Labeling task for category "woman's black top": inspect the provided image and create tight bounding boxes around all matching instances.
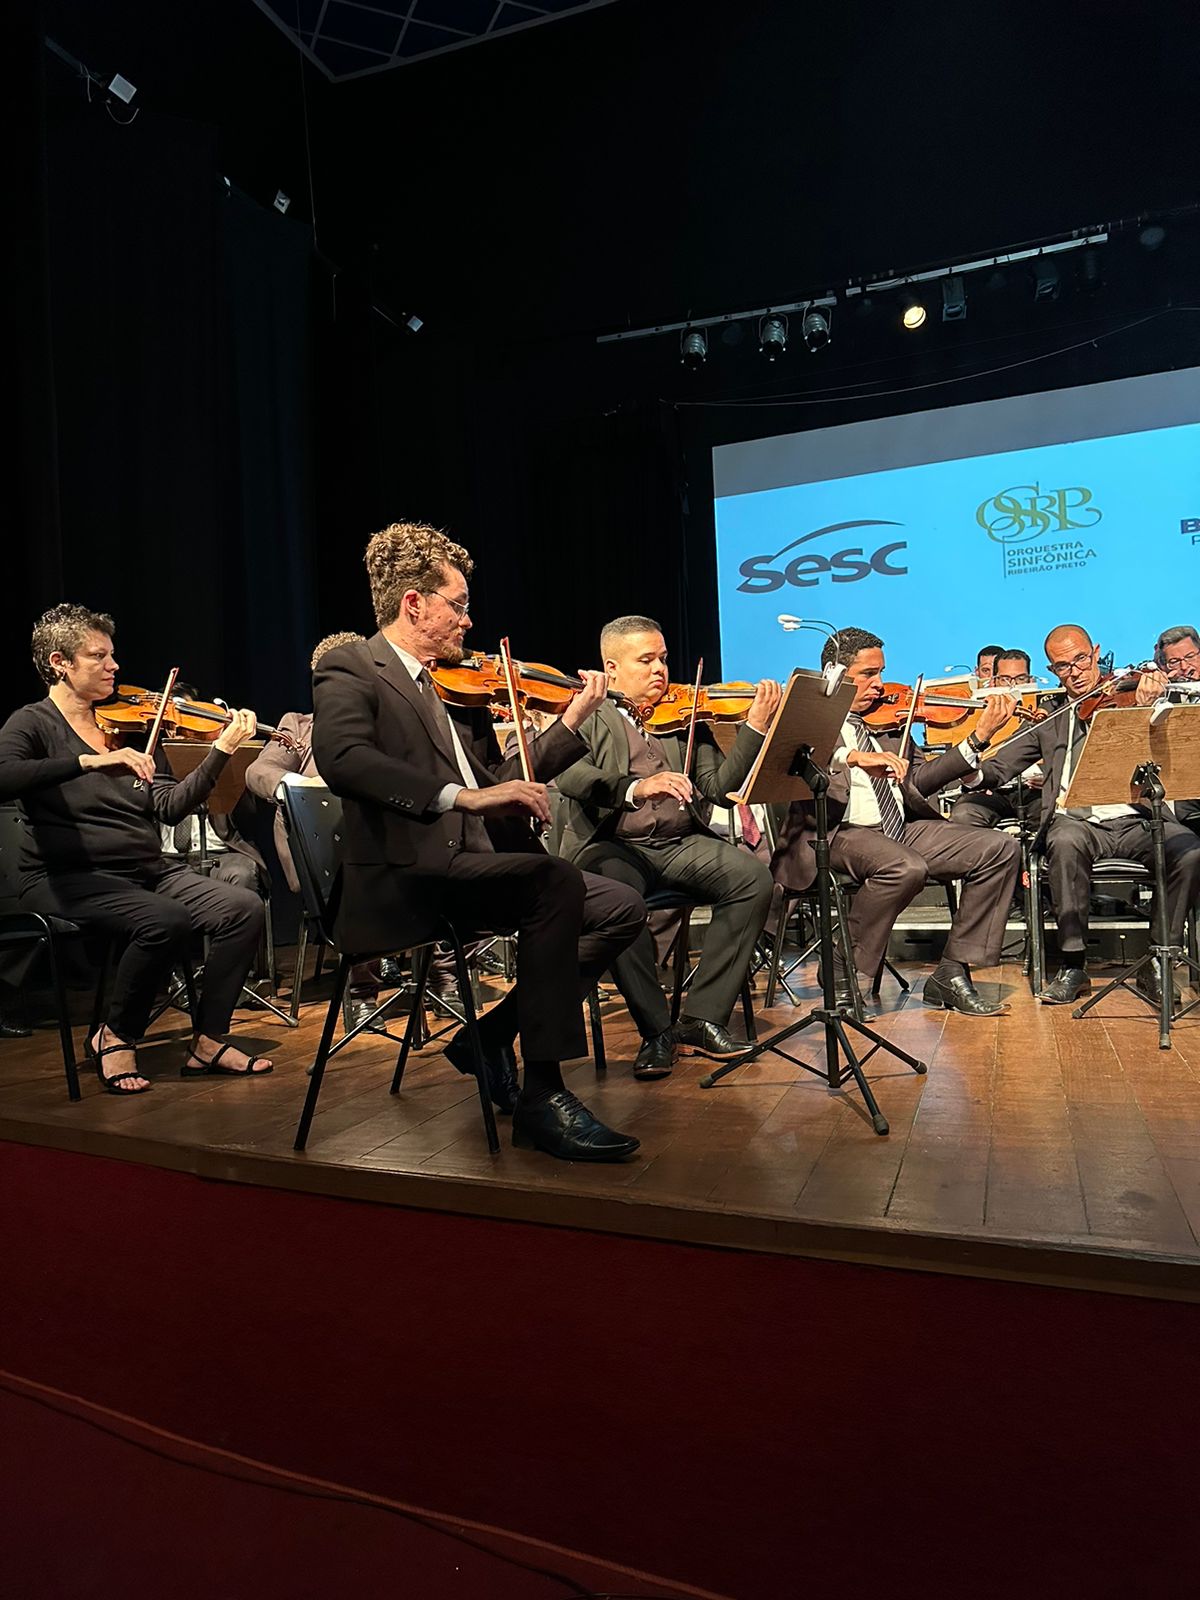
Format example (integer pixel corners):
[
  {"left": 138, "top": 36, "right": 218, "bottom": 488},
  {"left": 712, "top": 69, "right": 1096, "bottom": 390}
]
[{"left": 0, "top": 698, "right": 230, "bottom": 882}]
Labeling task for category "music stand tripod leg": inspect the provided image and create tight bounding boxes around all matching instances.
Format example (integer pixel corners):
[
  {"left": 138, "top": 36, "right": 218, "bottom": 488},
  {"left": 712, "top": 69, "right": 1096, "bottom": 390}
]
[{"left": 700, "top": 749, "right": 926, "bottom": 1136}]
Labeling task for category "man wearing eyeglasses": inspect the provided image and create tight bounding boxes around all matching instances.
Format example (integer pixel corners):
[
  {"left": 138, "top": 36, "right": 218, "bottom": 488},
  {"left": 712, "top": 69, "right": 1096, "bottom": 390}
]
[
  {"left": 951, "top": 649, "right": 1044, "bottom": 832},
  {"left": 966, "top": 623, "right": 1200, "bottom": 1007},
  {"left": 1149, "top": 626, "right": 1200, "bottom": 835},
  {"left": 311, "top": 521, "right": 648, "bottom": 1163}
]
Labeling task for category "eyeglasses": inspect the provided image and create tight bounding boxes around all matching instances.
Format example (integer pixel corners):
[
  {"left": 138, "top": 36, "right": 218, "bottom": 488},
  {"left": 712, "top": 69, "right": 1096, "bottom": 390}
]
[
  {"left": 1049, "top": 650, "right": 1093, "bottom": 678},
  {"left": 1164, "top": 648, "right": 1200, "bottom": 676},
  {"left": 993, "top": 673, "right": 1034, "bottom": 686},
  {"left": 431, "top": 591, "right": 470, "bottom": 619}
]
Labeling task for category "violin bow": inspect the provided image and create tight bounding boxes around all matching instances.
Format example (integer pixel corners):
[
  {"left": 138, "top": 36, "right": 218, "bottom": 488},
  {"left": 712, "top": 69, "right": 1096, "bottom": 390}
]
[
  {"left": 497, "top": 638, "right": 534, "bottom": 783},
  {"left": 132, "top": 666, "right": 179, "bottom": 790},
  {"left": 898, "top": 671, "right": 923, "bottom": 762},
  {"left": 677, "top": 657, "right": 705, "bottom": 811}
]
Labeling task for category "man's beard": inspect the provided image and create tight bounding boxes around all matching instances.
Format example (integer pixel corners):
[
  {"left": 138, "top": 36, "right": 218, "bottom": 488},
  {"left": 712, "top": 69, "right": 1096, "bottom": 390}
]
[{"left": 439, "top": 641, "right": 466, "bottom": 667}]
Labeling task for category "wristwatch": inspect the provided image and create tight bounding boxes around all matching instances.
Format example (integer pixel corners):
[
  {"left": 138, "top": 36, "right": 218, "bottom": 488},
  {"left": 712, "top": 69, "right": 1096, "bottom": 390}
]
[{"left": 967, "top": 731, "right": 991, "bottom": 753}]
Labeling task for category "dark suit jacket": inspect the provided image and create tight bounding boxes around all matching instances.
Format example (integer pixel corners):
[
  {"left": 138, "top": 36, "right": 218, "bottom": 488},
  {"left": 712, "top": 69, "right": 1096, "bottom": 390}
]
[
  {"left": 977, "top": 713, "right": 1073, "bottom": 835},
  {"left": 311, "top": 634, "right": 589, "bottom": 948},
  {"left": 552, "top": 699, "right": 764, "bottom": 862},
  {"left": 244, "top": 710, "right": 316, "bottom": 893},
  {"left": 772, "top": 730, "right": 975, "bottom": 892}
]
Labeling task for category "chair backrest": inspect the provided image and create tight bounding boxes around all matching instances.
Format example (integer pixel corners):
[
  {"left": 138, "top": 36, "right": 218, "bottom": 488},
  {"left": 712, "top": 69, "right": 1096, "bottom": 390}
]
[
  {"left": 279, "top": 784, "right": 344, "bottom": 941},
  {"left": 0, "top": 804, "right": 27, "bottom": 913}
]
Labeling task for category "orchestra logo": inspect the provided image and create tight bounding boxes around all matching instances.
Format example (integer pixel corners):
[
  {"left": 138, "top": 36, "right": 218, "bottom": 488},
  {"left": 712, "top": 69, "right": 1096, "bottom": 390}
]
[
  {"left": 975, "top": 483, "right": 1101, "bottom": 578},
  {"left": 736, "top": 519, "right": 908, "bottom": 592}
]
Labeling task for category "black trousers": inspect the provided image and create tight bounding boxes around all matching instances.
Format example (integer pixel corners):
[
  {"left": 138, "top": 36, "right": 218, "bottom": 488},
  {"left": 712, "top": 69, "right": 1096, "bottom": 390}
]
[
  {"left": 337, "top": 853, "right": 645, "bottom": 1062},
  {"left": 1044, "top": 812, "right": 1200, "bottom": 954},
  {"left": 831, "top": 819, "right": 1020, "bottom": 981},
  {"left": 951, "top": 789, "right": 1019, "bottom": 828},
  {"left": 21, "top": 859, "right": 264, "bottom": 1041},
  {"left": 576, "top": 834, "right": 774, "bottom": 1037}
]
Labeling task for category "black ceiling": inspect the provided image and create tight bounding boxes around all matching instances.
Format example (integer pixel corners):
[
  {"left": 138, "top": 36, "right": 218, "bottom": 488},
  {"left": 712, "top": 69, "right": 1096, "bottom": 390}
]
[{"left": 250, "top": 0, "right": 620, "bottom": 79}]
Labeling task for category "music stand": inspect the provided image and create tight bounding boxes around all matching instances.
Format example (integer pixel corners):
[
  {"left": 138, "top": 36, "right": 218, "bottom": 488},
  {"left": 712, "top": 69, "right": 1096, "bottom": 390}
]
[
  {"left": 1063, "top": 705, "right": 1200, "bottom": 1047},
  {"left": 162, "top": 740, "right": 297, "bottom": 1028},
  {"left": 699, "top": 670, "right": 928, "bottom": 1135}
]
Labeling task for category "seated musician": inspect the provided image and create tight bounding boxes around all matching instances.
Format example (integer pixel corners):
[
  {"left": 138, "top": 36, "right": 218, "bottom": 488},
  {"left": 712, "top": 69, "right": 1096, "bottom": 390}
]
[
  {"left": 951, "top": 648, "right": 1042, "bottom": 830},
  {"left": 969, "top": 623, "right": 1200, "bottom": 1007},
  {"left": 554, "top": 616, "right": 780, "bottom": 1081},
  {"left": 772, "top": 627, "right": 1021, "bottom": 1017},
  {"left": 1149, "top": 625, "right": 1200, "bottom": 834},
  {"left": 312, "top": 522, "right": 647, "bottom": 1163},
  {"left": 975, "top": 643, "right": 1005, "bottom": 684},
  {"left": 0, "top": 604, "right": 272, "bottom": 1093}
]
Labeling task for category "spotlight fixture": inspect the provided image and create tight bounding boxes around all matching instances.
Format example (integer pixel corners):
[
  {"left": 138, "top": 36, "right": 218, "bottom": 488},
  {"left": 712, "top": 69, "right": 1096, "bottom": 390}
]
[
  {"left": 1032, "top": 258, "right": 1060, "bottom": 300},
  {"left": 1139, "top": 224, "right": 1166, "bottom": 251},
  {"left": 801, "top": 308, "right": 830, "bottom": 351},
  {"left": 941, "top": 276, "right": 966, "bottom": 321},
  {"left": 1078, "top": 248, "right": 1103, "bottom": 291},
  {"left": 273, "top": 190, "right": 291, "bottom": 215},
  {"left": 900, "top": 291, "right": 926, "bottom": 330},
  {"left": 758, "top": 314, "right": 788, "bottom": 360},
  {"left": 680, "top": 327, "right": 708, "bottom": 369}
]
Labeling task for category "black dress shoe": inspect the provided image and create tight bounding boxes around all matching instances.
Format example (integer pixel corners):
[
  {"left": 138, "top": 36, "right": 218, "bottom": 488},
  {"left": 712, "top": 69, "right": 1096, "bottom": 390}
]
[
  {"left": 923, "top": 972, "right": 1009, "bottom": 1016},
  {"left": 669, "top": 1017, "right": 750, "bottom": 1060},
  {"left": 1134, "top": 964, "right": 1182, "bottom": 1011},
  {"left": 831, "top": 974, "right": 877, "bottom": 1021},
  {"left": 342, "top": 995, "right": 390, "bottom": 1036},
  {"left": 378, "top": 956, "right": 405, "bottom": 985},
  {"left": 633, "top": 1031, "right": 674, "bottom": 1081},
  {"left": 512, "top": 1089, "right": 639, "bottom": 1162},
  {"left": 1038, "top": 966, "right": 1091, "bottom": 1005},
  {"left": 0, "top": 1014, "right": 32, "bottom": 1039},
  {"left": 445, "top": 1030, "right": 520, "bottom": 1114}
]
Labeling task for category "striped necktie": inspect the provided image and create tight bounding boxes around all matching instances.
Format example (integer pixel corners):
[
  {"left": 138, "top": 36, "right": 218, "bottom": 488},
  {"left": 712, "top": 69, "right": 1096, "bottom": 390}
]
[{"left": 847, "top": 715, "right": 906, "bottom": 841}]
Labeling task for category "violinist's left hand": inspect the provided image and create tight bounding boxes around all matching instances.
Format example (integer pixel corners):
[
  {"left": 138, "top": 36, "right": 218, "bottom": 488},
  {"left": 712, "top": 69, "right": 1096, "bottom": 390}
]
[
  {"left": 560, "top": 670, "right": 609, "bottom": 733},
  {"left": 746, "top": 679, "right": 783, "bottom": 734},
  {"left": 214, "top": 708, "right": 258, "bottom": 753},
  {"left": 975, "top": 692, "right": 1018, "bottom": 745},
  {"left": 1135, "top": 669, "right": 1169, "bottom": 706}
]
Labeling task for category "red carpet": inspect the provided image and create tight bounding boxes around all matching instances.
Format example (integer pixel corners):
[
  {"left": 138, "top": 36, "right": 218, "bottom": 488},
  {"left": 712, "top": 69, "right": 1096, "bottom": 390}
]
[{"left": 1, "top": 1139, "right": 1197, "bottom": 1599}]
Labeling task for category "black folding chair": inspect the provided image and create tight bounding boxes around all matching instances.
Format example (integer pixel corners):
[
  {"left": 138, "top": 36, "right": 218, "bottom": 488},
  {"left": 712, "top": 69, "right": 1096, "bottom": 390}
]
[{"left": 284, "top": 784, "right": 500, "bottom": 1155}]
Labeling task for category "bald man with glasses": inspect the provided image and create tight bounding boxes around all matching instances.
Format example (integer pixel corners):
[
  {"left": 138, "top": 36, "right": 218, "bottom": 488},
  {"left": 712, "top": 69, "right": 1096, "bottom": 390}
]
[{"left": 964, "top": 623, "right": 1200, "bottom": 1008}]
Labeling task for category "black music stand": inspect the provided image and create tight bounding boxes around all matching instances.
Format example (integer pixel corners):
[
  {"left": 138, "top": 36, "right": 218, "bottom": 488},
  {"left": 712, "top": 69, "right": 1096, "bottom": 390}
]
[
  {"left": 1063, "top": 706, "right": 1200, "bottom": 1048},
  {"left": 699, "top": 670, "right": 927, "bottom": 1135},
  {"left": 162, "top": 740, "right": 297, "bottom": 1028}
]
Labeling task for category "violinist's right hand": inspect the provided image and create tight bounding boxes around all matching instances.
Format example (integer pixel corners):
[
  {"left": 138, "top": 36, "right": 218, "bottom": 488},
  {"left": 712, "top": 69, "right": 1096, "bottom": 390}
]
[
  {"left": 78, "top": 747, "right": 156, "bottom": 783},
  {"left": 847, "top": 749, "right": 908, "bottom": 783},
  {"left": 456, "top": 781, "right": 551, "bottom": 824},
  {"left": 632, "top": 772, "right": 694, "bottom": 804}
]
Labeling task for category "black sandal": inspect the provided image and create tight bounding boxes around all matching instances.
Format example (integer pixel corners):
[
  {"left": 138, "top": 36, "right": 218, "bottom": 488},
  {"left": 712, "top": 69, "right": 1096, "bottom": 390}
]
[
  {"left": 181, "top": 1042, "right": 273, "bottom": 1078},
  {"left": 86, "top": 1031, "right": 151, "bottom": 1096}
]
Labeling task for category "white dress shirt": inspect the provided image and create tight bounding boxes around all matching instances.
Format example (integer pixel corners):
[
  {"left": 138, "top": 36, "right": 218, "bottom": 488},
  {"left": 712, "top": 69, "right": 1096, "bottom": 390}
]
[
  {"left": 832, "top": 719, "right": 979, "bottom": 826},
  {"left": 387, "top": 640, "right": 479, "bottom": 813}
]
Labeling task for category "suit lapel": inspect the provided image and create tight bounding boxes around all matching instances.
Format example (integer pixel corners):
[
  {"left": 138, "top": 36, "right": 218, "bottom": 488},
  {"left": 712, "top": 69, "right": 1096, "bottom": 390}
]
[{"left": 370, "top": 632, "right": 459, "bottom": 772}]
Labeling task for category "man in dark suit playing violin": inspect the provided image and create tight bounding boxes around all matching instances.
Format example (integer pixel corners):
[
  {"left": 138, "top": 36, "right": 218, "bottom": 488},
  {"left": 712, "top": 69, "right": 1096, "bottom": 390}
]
[
  {"left": 772, "top": 627, "right": 1021, "bottom": 1017},
  {"left": 554, "top": 616, "right": 780, "bottom": 1080},
  {"left": 312, "top": 522, "right": 647, "bottom": 1163},
  {"left": 968, "top": 623, "right": 1200, "bottom": 1007}
]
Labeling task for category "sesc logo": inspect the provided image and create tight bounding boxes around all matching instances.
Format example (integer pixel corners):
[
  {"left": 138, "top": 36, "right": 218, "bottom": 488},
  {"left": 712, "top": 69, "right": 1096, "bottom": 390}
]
[{"left": 736, "top": 519, "right": 908, "bottom": 593}]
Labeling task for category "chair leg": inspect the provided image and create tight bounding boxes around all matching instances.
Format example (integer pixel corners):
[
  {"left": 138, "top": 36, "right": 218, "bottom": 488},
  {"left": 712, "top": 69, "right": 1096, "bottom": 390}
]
[
  {"left": 290, "top": 919, "right": 310, "bottom": 1022},
  {"left": 740, "top": 978, "right": 757, "bottom": 1042},
  {"left": 181, "top": 963, "right": 199, "bottom": 1028},
  {"left": 764, "top": 891, "right": 793, "bottom": 1008},
  {"left": 587, "top": 985, "right": 607, "bottom": 1074},
  {"left": 882, "top": 957, "right": 910, "bottom": 993},
  {"left": 262, "top": 897, "right": 278, "bottom": 995},
  {"left": 669, "top": 911, "right": 692, "bottom": 1024},
  {"left": 294, "top": 955, "right": 352, "bottom": 1151},
  {"left": 312, "top": 941, "right": 326, "bottom": 984},
  {"left": 391, "top": 946, "right": 432, "bottom": 1093},
  {"left": 46, "top": 935, "right": 80, "bottom": 1103},
  {"left": 1028, "top": 854, "right": 1046, "bottom": 996},
  {"left": 446, "top": 928, "right": 500, "bottom": 1155}
]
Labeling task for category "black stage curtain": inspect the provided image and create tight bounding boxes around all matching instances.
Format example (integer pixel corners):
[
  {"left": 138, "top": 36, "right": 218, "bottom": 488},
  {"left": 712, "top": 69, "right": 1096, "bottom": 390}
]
[{"left": 6, "top": 28, "right": 315, "bottom": 722}]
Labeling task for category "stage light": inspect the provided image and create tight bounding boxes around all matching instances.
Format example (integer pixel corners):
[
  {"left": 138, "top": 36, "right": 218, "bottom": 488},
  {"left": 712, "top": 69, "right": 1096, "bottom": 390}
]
[
  {"left": 1078, "top": 248, "right": 1103, "bottom": 291},
  {"left": 680, "top": 327, "right": 708, "bottom": 369},
  {"left": 758, "top": 314, "right": 788, "bottom": 360},
  {"left": 941, "top": 276, "right": 966, "bottom": 321},
  {"left": 1032, "top": 258, "right": 1060, "bottom": 300},
  {"left": 900, "top": 292, "right": 926, "bottom": 330},
  {"left": 1139, "top": 224, "right": 1166, "bottom": 250},
  {"left": 273, "top": 190, "right": 291, "bottom": 214},
  {"left": 802, "top": 308, "right": 831, "bottom": 351}
]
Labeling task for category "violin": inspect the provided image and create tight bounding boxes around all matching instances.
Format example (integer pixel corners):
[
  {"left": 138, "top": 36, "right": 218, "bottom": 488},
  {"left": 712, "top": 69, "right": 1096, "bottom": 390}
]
[
  {"left": 430, "top": 655, "right": 638, "bottom": 719},
  {"left": 864, "top": 679, "right": 1045, "bottom": 746},
  {"left": 1073, "top": 667, "right": 1156, "bottom": 724},
  {"left": 96, "top": 685, "right": 298, "bottom": 751},
  {"left": 637, "top": 681, "right": 757, "bottom": 735}
]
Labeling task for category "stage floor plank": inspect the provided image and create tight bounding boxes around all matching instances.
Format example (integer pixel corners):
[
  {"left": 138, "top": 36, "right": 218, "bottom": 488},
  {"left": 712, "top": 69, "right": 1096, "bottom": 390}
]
[{"left": 4, "top": 955, "right": 1200, "bottom": 1300}]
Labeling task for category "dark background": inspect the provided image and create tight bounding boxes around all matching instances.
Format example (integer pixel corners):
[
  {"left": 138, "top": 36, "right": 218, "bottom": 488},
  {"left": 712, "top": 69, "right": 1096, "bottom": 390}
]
[{"left": 9, "top": 0, "right": 1200, "bottom": 715}]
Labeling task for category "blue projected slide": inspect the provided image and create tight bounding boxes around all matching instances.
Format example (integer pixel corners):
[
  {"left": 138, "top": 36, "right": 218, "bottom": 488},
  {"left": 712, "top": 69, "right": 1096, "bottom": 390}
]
[{"left": 712, "top": 369, "right": 1200, "bottom": 683}]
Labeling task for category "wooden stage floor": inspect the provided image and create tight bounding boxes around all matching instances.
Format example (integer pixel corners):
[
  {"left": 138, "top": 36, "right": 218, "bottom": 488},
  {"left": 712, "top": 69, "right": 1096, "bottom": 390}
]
[{"left": 4, "top": 952, "right": 1200, "bottom": 1302}]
